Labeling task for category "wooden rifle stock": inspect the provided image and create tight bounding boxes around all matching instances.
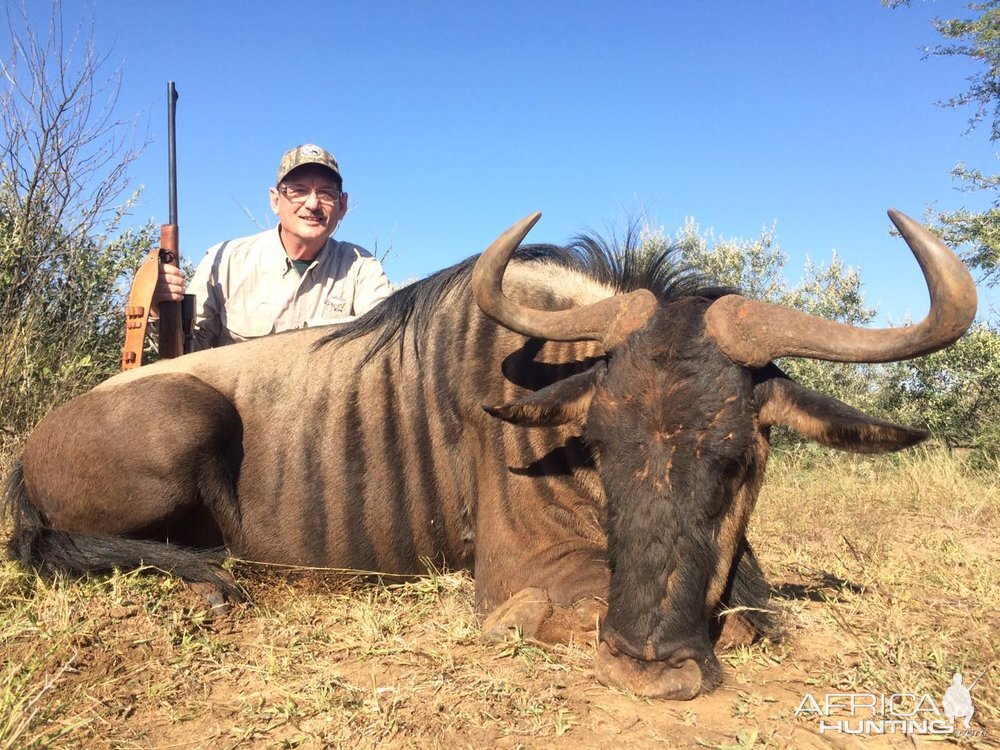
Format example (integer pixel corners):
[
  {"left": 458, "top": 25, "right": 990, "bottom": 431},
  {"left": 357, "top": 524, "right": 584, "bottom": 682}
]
[{"left": 157, "top": 224, "right": 183, "bottom": 358}]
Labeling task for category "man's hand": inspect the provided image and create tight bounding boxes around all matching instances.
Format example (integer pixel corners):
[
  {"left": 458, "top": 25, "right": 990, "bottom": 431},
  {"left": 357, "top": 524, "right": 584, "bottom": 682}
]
[{"left": 152, "top": 262, "right": 185, "bottom": 317}]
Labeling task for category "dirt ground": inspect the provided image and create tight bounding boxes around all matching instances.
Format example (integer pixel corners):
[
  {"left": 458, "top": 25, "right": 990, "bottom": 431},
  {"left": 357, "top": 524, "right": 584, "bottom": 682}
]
[{"left": 5, "top": 568, "right": 990, "bottom": 750}]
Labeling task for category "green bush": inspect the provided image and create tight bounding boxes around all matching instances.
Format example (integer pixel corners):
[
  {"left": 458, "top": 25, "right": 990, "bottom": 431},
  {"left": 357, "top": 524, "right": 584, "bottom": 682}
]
[{"left": 0, "top": 5, "right": 151, "bottom": 460}]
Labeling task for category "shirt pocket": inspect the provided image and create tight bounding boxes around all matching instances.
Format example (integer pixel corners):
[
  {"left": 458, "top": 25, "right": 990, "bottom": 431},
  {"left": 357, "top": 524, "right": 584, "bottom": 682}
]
[{"left": 223, "top": 307, "right": 274, "bottom": 341}]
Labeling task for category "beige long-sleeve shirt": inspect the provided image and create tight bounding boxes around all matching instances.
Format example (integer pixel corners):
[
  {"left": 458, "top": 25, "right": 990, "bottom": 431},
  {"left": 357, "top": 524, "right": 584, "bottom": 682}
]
[{"left": 189, "top": 227, "right": 391, "bottom": 351}]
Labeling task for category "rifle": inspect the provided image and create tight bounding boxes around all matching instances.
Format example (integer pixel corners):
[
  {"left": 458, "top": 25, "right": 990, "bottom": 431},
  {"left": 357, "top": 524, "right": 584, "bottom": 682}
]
[{"left": 122, "top": 81, "right": 191, "bottom": 369}]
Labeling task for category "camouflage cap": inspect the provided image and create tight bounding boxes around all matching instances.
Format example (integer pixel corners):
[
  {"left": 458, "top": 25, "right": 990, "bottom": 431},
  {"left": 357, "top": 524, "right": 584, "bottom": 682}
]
[{"left": 276, "top": 144, "right": 342, "bottom": 184}]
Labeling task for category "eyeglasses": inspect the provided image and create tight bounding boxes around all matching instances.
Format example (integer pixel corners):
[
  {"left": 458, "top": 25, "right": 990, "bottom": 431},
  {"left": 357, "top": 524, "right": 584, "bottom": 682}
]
[{"left": 278, "top": 184, "right": 343, "bottom": 206}]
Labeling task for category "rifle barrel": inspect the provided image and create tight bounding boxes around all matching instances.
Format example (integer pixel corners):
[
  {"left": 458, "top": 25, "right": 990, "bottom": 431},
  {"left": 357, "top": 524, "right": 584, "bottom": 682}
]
[
  {"left": 167, "top": 81, "right": 178, "bottom": 226},
  {"left": 158, "top": 81, "right": 183, "bottom": 359}
]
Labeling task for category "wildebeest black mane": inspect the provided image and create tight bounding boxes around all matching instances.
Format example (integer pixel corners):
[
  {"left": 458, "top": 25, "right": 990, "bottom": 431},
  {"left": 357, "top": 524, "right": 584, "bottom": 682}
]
[{"left": 317, "top": 228, "right": 734, "bottom": 360}]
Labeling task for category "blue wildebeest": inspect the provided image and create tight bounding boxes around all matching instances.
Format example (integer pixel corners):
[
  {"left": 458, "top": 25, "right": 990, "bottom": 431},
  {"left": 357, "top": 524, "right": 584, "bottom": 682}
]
[{"left": 3, "top": 210, "right": 976, "bottom": 699}]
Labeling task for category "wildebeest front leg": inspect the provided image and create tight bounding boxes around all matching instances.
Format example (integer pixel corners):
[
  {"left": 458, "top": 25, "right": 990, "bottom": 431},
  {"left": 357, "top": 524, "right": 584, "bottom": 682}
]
[
  {"left": 481, "top": 587, "right": 605, "bottom": 645},
  {"left": 710, "top": 536, "right": 779, "bottom": 649}
]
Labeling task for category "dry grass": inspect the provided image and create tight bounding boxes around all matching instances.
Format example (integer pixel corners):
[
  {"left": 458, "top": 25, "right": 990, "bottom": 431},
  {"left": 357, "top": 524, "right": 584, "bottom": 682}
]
[{"left": 1, "top": 449, "right": 997, "bottom": 749}]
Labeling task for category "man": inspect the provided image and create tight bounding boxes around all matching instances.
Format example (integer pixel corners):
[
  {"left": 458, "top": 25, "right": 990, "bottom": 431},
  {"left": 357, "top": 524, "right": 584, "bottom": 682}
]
[{"left": 154, "top": 144, "right": 391, "bottom": 351}]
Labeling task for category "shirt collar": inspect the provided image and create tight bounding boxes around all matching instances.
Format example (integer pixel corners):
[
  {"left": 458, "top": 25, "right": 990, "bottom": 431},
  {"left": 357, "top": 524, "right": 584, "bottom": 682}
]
[{"left": 273, "top": 225, "right": 331, "bottom": 275}]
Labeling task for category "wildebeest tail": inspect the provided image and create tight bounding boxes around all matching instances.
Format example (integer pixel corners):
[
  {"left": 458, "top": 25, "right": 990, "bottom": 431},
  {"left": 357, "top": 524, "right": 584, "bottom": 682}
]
[{"left": 3, "top": 460, "right": 243, "bottom": 601}]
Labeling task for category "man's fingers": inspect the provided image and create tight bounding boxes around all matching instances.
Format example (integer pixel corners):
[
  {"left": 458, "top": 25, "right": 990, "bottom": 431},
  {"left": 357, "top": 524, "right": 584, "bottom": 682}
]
[
  {"left": 154, "top": 287, "right": 184, "bottom": 302},
  {"left": 156, "top": 262, "right": 185, "bottom": 301},
  {"left": 154, "top": 281, "right": 184, "bottom": 302}
]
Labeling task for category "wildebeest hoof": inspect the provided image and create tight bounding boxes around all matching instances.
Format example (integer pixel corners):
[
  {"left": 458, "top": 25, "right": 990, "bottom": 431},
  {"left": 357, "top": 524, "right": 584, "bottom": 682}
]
[
  {"left": 533, "top": 596, "right": 606, "bottom": 645},
  {"left": 187, "top": 581, "right": 232, "bottom": 616},
  {"left": 481, "top": 587, "right": 553, "bottom": 642},
  {"left": 713, "top": 612, "right": 759, "bottom": 652},
  {"left": 572, "top": 597, "right": 606, "bottom": 629},
  {"left": 593, "top": 641, "right": 703, "bottom": 700}
]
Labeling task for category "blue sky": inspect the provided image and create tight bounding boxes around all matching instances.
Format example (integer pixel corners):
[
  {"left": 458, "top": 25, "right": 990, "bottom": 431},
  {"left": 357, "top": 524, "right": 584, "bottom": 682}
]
[{"left": 7, "top": 1, "right": 999, "bottom": 321}]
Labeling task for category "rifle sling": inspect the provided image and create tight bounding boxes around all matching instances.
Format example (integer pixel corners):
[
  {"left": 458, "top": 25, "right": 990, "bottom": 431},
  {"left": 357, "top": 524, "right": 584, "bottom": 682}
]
[{"left": 121, "top": 248, "right": 161, "bottom": 371}]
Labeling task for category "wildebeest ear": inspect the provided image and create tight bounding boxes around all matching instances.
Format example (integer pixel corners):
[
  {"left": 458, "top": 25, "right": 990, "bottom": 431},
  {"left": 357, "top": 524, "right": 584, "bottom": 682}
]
[
  {"left": 755, "top": 375, "right": 929, "bottom": 454},
  {"left": 484, "top": 362, "right": 607, "bottom": 427}
]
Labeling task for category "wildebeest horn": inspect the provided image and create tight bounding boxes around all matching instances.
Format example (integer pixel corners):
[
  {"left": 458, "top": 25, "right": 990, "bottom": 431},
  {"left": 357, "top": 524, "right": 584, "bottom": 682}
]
[
  {"left": 703, "top": 210, "right": 978, "bottom": 367},
  {"left": 472, "top": 213, "right": 658, "bottom": 347}
]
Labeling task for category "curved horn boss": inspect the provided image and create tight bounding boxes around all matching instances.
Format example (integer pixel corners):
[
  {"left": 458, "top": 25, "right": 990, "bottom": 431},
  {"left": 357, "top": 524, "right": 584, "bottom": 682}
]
[{"left": 471, "top": 212, "right": 659, "bottom": 349}]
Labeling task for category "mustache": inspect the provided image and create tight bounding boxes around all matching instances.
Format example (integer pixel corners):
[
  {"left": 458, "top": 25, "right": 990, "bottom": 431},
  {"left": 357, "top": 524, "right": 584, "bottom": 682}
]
[{"left": 298, "top": 209, "right": 327, "bottom": 220}]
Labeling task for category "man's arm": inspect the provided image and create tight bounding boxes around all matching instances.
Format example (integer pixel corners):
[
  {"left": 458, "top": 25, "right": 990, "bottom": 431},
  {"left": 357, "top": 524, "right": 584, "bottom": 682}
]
[
  {"left": 352, "top": 257, "right": 392, "bottom": 317},
  {"left": 186, "top": 247, "right": 225, "bottom": 351}
]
